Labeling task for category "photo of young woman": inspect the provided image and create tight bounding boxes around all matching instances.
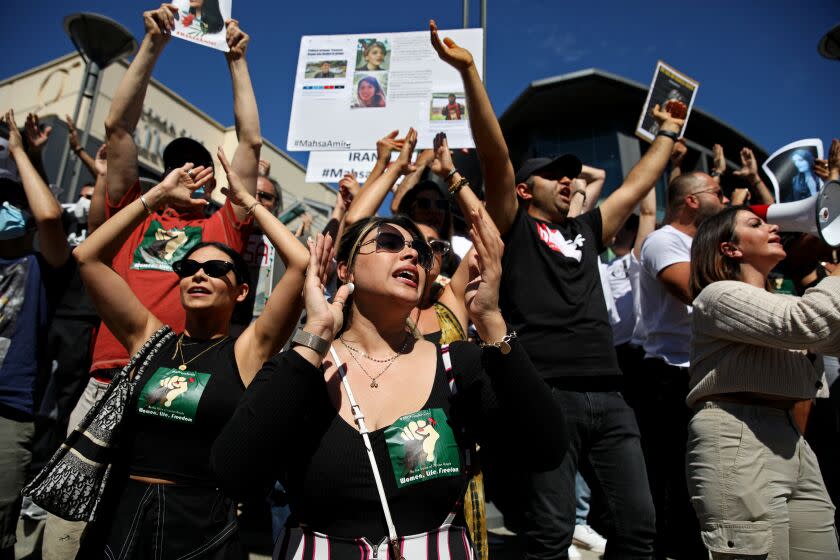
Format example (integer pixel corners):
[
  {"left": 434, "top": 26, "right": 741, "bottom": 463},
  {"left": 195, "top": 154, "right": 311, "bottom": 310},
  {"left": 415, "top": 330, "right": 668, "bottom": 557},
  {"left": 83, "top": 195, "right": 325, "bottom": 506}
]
[
  {"left": 355, "top": 39, "right": 389, "bottom": 71},
  {"left": 351, "top": 73, "right": 387, "bottom": 109}
]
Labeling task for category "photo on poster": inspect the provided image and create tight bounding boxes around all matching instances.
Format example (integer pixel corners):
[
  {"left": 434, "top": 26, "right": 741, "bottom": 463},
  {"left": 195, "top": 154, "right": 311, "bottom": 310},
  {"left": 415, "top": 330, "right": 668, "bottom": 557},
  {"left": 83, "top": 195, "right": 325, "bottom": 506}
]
[
  {"left": 305, "top": 60, "right": 348, "bottom": 79},
  {"left": 170, "top": 0, "right": 231, "bottom": 52},
  {"left": 355, "top": 39, "right": 391, "bottom": 71},
  {"left": 635, "top": 61, "right": 699, "bottom": 142},
  {"left": 761, "top": 139, "right": 824, "bottom": 203},
  {"left": 430, "top": 93, "right": 468, "bottom": 121},
  {"left": 352, "top": 72, "right": 388, "bottom": 109}
]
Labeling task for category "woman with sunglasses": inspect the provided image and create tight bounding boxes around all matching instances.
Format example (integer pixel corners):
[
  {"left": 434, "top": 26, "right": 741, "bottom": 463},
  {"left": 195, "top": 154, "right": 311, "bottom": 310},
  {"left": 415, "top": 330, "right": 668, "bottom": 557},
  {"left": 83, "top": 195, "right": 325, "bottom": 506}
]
[
  {"left": 212, "top": 208, "right": 566, "bottom": 559},
  {"left": 71, "top": 149, "right": 309, "bottom": 558},
  {"left": 686, "top": 206, "right": 840, "bottom": 558}
]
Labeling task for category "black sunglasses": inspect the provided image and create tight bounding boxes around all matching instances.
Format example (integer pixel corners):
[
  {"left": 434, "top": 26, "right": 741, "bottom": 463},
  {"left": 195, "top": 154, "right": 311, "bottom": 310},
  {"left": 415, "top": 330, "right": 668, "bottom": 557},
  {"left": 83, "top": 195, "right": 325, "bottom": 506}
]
[
  {"left": 256, "top": 191, "right": 277, "bottom": 202},
  {"left": 429, "top": 239, "right": 450, "bottom": 256},
  {"left": 357, "top": 226, "right": 434, "bottom": 270},
  {"left": 413, "top": 198, "right": 449, "bottom": 211},
  {"left": 172, "top": 259, "right": 238, "bottom": 280}
]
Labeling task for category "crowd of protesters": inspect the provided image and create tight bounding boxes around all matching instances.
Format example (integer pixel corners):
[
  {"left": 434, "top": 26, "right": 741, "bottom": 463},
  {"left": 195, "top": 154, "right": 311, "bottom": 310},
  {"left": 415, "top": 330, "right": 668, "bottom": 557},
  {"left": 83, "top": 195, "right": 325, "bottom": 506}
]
[{"left": 1, "top": 5, "right": 839, "bottom": 560}]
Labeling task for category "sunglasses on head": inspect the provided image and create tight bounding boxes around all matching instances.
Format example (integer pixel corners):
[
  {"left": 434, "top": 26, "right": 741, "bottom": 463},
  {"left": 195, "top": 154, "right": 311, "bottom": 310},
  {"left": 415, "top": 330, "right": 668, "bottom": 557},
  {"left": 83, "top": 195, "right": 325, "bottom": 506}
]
[
  {"left": 356, "top": 225, "right": 434, "bottom": 270},
  {"left": 172, "top": 259, "right": 238, "bottom": 280},
  {"left": 413, "top": 198, "right": 449, "bottom": 211},
  {"left": 256, "top": 191, "right": 277, "bottom": 203}
]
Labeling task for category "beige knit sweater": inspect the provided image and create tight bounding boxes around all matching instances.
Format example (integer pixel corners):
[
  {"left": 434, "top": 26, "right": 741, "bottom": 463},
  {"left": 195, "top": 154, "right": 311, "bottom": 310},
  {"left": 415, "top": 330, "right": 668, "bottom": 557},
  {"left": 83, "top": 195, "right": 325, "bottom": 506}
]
[{"left": 687, "top": 276, "right": 840, "bottom": 406}]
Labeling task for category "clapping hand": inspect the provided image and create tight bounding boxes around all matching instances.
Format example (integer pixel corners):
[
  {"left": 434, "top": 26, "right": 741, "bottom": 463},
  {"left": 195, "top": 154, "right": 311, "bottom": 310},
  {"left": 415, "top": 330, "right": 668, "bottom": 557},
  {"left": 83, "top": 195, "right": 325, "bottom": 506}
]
[
  {"left": 157, "top": 163, "right": 212, "bottom": 208},
  {"left": 3, "top": 109, "right": 24, "bottom": 154},
  {"left": 376, "top": 130, "right": 405, "bottom": 162},
  {"left": 24, "top": 113, "right": 51, "bottom": 154},
  {"left": 712, "top": 144, "right": 726, "bottom": 176},
  {"left": 301, "top": 233, "right": 352, "bottom": 344},
  {"left": 430, "top": 132, "right": 455, "bottom": 177},
  {"left": 66, "top": 115, "right": 81, "bottom": 152},
  {"left": 464, "top": 207, "right": 505, "bottom": 339},
  {"left": 430, "top": 20, "right": 474, "bottom": 72},
  {"left": 732, "top": 147, "right": 760, "bottom": 183},
  {"left": 217, "top": 146, "right": 256, "bottom": 210},
  {"left": 393, "top": 128, "right": 418, "bottom": 175}
]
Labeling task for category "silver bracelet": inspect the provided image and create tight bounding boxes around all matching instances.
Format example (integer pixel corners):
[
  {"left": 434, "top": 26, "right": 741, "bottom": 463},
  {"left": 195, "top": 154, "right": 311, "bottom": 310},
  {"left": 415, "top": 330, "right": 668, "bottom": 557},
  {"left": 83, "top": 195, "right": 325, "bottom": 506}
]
[
  {"left": 291, "top": 329, "right": 331, "bottom": 356},
  {"left": 139, "top": 195, "right": 153, "bottom": 215},
  {"left": 479, "top": 330, "right": 517, "bottom": 355}
]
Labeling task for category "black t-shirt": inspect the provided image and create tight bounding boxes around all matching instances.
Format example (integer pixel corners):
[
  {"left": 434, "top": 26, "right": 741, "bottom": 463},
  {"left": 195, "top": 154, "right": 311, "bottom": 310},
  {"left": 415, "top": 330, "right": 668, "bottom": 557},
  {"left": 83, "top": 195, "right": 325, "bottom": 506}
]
[
  {"left": 126, "top": 334, "right": 244, "bottom": 485},
  {"left": 500, "top": 206, "right": 619, "bottom": 380},
  {"left": 211, "top": 341, "right": 567, "bottom": 542}
]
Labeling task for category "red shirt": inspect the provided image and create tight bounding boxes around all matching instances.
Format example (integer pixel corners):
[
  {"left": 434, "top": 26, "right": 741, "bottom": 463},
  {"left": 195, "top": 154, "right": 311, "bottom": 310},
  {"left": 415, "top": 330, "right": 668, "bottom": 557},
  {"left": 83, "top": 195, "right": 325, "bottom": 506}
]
[{"left": 89, "top": 181, "right": 252, "bottom": 373}]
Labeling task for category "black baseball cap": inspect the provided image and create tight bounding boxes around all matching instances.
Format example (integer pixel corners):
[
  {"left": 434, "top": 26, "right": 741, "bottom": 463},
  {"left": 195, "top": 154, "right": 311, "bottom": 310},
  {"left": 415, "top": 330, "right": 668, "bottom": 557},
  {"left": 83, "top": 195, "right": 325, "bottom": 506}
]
[
  {"left": 162, "top": 137, "right": 214, "bottom": 178},
  {"left": 515, "top": 154, "right": 582, "bottom": 185}
]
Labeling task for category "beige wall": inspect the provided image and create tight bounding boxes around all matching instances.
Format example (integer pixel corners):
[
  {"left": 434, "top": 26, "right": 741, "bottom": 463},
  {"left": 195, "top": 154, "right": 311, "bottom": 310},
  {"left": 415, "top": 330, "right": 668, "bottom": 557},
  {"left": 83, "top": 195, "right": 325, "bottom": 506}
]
[{"left": 0, "top": 52, "right": 335, "bottom": 208}]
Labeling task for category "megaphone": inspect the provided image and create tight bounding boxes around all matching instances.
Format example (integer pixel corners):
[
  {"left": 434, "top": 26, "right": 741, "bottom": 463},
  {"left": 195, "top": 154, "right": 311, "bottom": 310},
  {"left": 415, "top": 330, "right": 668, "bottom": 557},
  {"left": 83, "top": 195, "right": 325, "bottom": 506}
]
[{"left": 750, "top": 179, "right": 840, "bottom": 247}]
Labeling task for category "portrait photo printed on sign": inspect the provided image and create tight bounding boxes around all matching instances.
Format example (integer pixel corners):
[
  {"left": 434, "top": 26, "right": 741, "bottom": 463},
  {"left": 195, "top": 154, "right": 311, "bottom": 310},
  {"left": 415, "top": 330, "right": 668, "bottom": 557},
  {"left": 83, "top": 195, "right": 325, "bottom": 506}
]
[
  {"left": 635, "top": 61, "right": 699, "bottom": 142},
  {"left": 170, "top": 0, "right": 231, "bottom": 52},
  {"left": 430, "top": 92, "right": 468, "bottom": 122},
  {"left": 355, "top": 39, "right": 391, "bottom": 72},
  {"left": 352, "top": 72, "right": 388, "bottom": 109},
  {"left": 305, "top": 60, "right": 347, "bottom": 79},
  {"left": 761, "top": 139, "right": 824, "bottom": 203}
]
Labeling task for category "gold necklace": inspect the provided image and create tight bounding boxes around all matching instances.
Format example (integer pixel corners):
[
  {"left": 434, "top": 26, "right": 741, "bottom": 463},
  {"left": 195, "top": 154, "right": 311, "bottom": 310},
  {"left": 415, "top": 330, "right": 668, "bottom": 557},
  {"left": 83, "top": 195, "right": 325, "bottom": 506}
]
[
  {"left": 340, "top": 334, "right": 411, "bottom": 388},
  {"left": 174, "top": 333, "right": 229, "bottom": 371}
]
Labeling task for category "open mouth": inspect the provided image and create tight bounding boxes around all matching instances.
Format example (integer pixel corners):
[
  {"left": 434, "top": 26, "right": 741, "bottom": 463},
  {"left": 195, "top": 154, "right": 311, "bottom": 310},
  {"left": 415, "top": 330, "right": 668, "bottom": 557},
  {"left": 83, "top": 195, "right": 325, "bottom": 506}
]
[
  {"left": 187, "top": 286, "right": 211, "bottom": 295},
  {"left": 393, "top": 267, "right": 419, "bottom": 288},
  {"left": 559, "top": 186, "right": 571, "bottom": 200}
]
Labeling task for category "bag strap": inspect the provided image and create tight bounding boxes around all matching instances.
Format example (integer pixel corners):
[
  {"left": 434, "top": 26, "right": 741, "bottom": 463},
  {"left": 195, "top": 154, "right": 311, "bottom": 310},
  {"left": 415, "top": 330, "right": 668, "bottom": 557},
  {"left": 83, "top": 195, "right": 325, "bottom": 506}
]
[{"left": 328, "top": 345, "right": 403, "bottom": 560}]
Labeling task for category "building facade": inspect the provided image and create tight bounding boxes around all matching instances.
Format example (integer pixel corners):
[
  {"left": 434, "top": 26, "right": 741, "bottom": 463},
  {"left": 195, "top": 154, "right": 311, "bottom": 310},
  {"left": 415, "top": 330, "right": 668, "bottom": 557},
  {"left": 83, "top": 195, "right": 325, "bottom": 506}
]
[{"left": 0, "top": 52, "right": 335, "bottom": 227}]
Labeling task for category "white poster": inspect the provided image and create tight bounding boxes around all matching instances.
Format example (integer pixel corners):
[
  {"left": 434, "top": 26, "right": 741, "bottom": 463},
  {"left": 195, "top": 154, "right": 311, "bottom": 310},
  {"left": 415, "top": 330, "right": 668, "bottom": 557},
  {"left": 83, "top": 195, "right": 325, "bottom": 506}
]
[
  {"left": 761, "top": 139, "right": 824, "bottom": 203},
  {"left": 306, "top": 150, "right": 399, "bottom": 183},
  {"left": 287, "top": 28, "right": 483, "bottom": 151},
  {"left": 170, "top": 0, "right": 231, "bottom": 52},
  {"left": 635, "top": 61, "right": 698, "bottom": 143}
]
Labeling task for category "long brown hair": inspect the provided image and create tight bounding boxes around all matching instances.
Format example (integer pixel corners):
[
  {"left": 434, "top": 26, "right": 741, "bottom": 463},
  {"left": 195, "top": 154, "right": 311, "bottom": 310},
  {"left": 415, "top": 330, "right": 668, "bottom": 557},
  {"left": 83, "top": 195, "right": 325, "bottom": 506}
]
[{"left": 689, "top": 206, "right": 747, "bottom": 298}]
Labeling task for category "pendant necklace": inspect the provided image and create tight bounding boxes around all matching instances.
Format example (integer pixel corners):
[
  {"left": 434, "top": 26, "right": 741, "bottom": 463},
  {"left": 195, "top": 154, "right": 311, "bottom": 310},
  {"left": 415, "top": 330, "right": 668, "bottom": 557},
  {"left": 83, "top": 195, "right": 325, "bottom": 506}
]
[
  {"left": 173, "top": 333, "right": 229, "bottom": 371},
  {"left": 340, "top": 333, "right": 411, "bottom": 388}
]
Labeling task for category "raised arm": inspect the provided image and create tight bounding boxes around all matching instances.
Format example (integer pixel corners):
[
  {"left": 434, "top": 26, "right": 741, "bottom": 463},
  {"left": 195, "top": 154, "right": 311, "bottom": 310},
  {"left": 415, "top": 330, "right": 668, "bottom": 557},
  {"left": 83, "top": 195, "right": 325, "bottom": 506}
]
[
  {"left": 731, "top": 147, "right": 773, "bottom": 205},
  {"left": 73, "top": 163, "right": 211, "bottom": 357},
  {"left": 66, "top": 115, "right": 97, "bottom": 177},
  {"left": 105, "top": 5, "right": 176, "bottom": 204},
  {"left": 6, "top": 110, "right": 68, "bottom": 269},
  {"left": 345, "top": 128, "right": 417, "bottom": 226},
  {"left": 633, "top": 175, "right": 657, "bottom": 259},
  {"left": 225, "top": 20, "right": 261, "bottom": 223},
  {"left": 598, "top": 104, "right": 683, "bottom": 245},
  {"left": 578, "top": 165, "right": 606, "bottom": 214},
  {"left": 362, "top": 130, "right": 403, "bottom": 191},
  {"left": 88, "top": 144, "right": 108, "bottom": 232},
  {"left": 711, "top": 144, "right": 726, "bottom": 185},
  {"left": 22, "top": 113, "right": 51, "bottom": 183},
  {"left": 217, "top": 148, "right": 307, "bottom": 385},
  {"left": 391, "top": 149, "right": 435, "bottom": 213},
  {"left": 430, "top": 20, "right": 517, "bottom": 235}
]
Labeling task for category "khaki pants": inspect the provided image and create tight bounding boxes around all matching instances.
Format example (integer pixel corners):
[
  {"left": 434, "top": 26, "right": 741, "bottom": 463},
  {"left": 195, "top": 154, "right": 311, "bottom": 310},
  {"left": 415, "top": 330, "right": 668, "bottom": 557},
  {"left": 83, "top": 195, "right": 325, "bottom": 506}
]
[
  {"left": 42, "top": 377, "right": 109, "bottom": 560},
  {"left": 687, "top": 401, "right": 839, "bottom": 559}
]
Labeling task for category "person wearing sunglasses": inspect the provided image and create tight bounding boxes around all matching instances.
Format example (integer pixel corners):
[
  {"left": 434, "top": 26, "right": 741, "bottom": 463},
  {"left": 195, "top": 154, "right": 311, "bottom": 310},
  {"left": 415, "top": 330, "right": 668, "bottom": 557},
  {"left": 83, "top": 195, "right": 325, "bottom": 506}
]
[
  {"left": 212, "top": 209, "right": 566, "bottom": 559},
  {"left": 69, "top": 149, "right": 309, "bottom": 558}
]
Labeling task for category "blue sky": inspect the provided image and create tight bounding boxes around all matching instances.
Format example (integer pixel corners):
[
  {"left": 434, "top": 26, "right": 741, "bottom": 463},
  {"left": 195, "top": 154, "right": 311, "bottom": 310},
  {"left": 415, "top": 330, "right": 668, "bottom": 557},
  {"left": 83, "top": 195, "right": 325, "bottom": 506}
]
[{"left": 3, "top": 1, "right": 839, "bottom": 172}]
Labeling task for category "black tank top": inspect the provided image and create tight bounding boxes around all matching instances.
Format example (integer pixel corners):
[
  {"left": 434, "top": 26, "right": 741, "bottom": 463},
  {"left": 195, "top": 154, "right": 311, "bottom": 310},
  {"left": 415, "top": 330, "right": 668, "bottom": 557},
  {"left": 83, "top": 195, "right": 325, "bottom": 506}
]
[{"left": 126, "top": 333, "right": 244, "bottom": 485}]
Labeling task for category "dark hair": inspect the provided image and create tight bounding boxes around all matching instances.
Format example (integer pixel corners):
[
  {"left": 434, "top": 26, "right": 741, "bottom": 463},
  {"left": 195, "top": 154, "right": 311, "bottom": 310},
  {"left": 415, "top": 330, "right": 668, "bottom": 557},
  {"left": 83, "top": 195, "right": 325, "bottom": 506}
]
[
  {"left": 396, "top": 180, "right": 453, "bottom": 239},
  {"left": 258, "top": 176, "right": 283, "bottom": 214},
  {"left": 191, "top": 0, "right": 224, "bottom": 34},
  {"left": 791, "top": 148, "right": 815, "bottom": 168},
  {"left": 364, "top": 41, "right": 387, "bottom": 59},
  {"left": 689, "top": 206, "right": 745, "bottom": 298},
  {"left": 356, "top": 76, "right": 385, "bottom": 108},
  {"left": 180, "top": 241, "right": 254, "bottom": 324}
]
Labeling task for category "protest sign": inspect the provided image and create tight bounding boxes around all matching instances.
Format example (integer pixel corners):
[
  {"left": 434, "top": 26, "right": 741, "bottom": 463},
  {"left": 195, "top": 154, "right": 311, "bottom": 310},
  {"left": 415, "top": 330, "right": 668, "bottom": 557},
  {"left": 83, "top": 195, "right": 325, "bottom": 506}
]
[
  {"left": 287, "top": 28, "right": 483, "bottom": 151},
  {"left": 762, "top": 139, "right": 824, "bottom": 203},
  {"left": 170, "top": 0, "right": 231, "bottom": 52},
  {"left": 305, "top": 150, "right": 399, "bottom": 183},
  {"left": 635, "top": 61, "right": 698, "bottom": 142}
]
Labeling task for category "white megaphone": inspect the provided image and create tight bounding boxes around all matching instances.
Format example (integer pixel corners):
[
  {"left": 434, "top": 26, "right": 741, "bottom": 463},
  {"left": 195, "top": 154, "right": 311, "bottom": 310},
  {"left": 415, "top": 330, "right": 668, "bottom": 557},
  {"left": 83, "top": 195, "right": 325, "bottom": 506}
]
[{"left": 750, "top": 179, "right": 840, "bottom": 247}]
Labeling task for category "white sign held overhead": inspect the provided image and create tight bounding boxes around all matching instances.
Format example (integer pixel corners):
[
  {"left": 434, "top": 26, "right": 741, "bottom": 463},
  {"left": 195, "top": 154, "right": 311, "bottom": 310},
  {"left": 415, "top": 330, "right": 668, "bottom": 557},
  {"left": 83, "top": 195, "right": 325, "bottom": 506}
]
[
  {"left": 170, "top": 0, "right": 231, "bottom": 52},
  {"left": 287, "top": 28, "right": 484, "bottom": 151},
  {"left": 306, "top": 151, "right": 400, "bottom": 184},
  {"left": 761, "top": 139, "right": 824, "bottom": 203}
]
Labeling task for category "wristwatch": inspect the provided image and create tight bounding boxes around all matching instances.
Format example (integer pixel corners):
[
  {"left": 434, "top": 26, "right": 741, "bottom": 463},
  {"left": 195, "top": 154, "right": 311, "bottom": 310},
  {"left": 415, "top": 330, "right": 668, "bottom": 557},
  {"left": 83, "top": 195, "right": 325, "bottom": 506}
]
[
  {"left": 656, "top": 130, "right": 679, "bottom": 141},
  {"left": 291, "top": 329, "right": 331, "bottom": 356},
  {"left": 479, "top": 331, "right": 517, "bottom": 355}
]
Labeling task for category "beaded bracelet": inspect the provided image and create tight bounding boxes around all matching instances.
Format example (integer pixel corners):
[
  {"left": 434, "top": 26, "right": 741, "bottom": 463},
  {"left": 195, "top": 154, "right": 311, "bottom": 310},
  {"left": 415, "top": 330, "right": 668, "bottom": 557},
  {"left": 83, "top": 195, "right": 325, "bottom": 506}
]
[{"left": 449, "top": 177, "right": 469, "bottom": 197}]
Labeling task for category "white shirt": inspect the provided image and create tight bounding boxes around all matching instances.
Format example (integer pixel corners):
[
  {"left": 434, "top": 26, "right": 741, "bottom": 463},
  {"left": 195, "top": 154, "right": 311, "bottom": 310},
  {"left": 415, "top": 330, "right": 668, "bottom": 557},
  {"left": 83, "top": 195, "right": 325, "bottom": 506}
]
[
  {"left": 629, "top": 253, "right": 647, "bottom": 347},
  {"left": 639, "top": 225, "right": 693, "bottom": 367},
  {"left": 606, "top": 253, "right": 635, "bottom": 346},
  {"left": 598, "top": 261, "right": 622, "bottom": 328}
]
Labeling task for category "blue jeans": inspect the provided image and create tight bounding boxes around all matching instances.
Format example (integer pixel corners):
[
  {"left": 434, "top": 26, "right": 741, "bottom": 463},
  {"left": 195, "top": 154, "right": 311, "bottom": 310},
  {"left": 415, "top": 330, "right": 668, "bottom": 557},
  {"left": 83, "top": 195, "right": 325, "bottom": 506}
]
[
  {"left": 575, "top": 472, "right": 590, "bottom": 526},
  {"left": 523, "top": 389, "right": 655, "bottom": 560}
]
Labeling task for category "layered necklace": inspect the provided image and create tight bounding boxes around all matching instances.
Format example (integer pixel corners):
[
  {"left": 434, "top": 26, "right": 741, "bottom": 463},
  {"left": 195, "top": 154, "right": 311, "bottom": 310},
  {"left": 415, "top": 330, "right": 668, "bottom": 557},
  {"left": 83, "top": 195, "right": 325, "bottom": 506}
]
[
  {"left": 172, "top": 333, "right": 229, "bottom": 371},
  {"left": 339, "top": 332, "right": 411, "bottom": 388}
]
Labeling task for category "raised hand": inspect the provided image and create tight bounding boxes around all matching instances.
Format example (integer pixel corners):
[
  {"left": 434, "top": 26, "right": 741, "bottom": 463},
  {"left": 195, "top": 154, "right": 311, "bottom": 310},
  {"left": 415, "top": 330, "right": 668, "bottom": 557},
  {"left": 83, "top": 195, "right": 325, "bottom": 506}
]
[
  {"left": 430, "top": 132, "right": 455, "bottom": 177},
  {"left": 465, "top": 207, "right": 504, "bottom": 329},
  {"left": 302, "top": 233, "right": 351, "bottom": 343},
  {"left": 217, "top": 146, "right": 257, "bottom": 210},
  {"left": 157, "top": 163, "right": 213, "bottom": 208},
  {"left": 376, "top": 130, "right": 404, "bottom": 162},
  {"left": 670, "top": 138, "right": 688, "bottom": 167},
  {"left": 712, "top": 144, "right": 726, "bottom": 175},
  {"left": 258, "top": 159, "right": 271, "bottom": 177},
  {"left": 3, "top": 109, "right": 24, "bottom": 154},
  {"left": 143, "top": 4, "right": 177, "bottom": 43},
  {"left": 815, "top": 158, "right": 830, "bottom": 181},
  {"left": 393, "top": 128, "right": 418, "bottom": 175},
  {"left": 829, "top": 138, "right": 840, "bottom": 181},
  {"left": 24, "top": 113, "right": 52, "bottom": 153},
  {"left": 66, "top": 115, "right": 81, "bottom": 152},
  {"left": 225, "top": 19, "right": 249, "bottom": 60},
  {"left": 430, "top": 20, "right": 474, "bottom": 72},
  {"left": 94, "top": 144, "right": 108, "bottom": 176},
  {"left": 732, "top": 147, "right": 760, "bottom": 181},
  {"left": 651, "top": 103, "right": 685, "bottom": 134},
  {"left": 730, "top": 188, "right": 751, "bottom": 206}
]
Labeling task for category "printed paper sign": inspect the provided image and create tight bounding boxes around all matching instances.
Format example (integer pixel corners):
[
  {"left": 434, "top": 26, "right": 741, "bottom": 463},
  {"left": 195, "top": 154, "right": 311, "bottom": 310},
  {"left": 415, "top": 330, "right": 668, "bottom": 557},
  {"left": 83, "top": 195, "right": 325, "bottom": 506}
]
[
  {"left": 287, "top": 29, "right": 483, "bottom": 151},
  {"left": 136, "top": 367, "right": 211, "bottom": 424},
  {"left": 131, "top": 220, "right": 203, "bottom": 272},
  {"left": 170, "top": 0, "right": 231, "bottom": 52},
  {"left": 385, "top": 408, "right": 462, "bottom": 488},
  {"left": 305, "top": 150, "right": 399, "bottom": 183},
  {"left": 636, "top": 61, "right": 699, "bottom": 143},
  {"left": 761, "top": 139, "right": 824, "bottom": 203}
]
